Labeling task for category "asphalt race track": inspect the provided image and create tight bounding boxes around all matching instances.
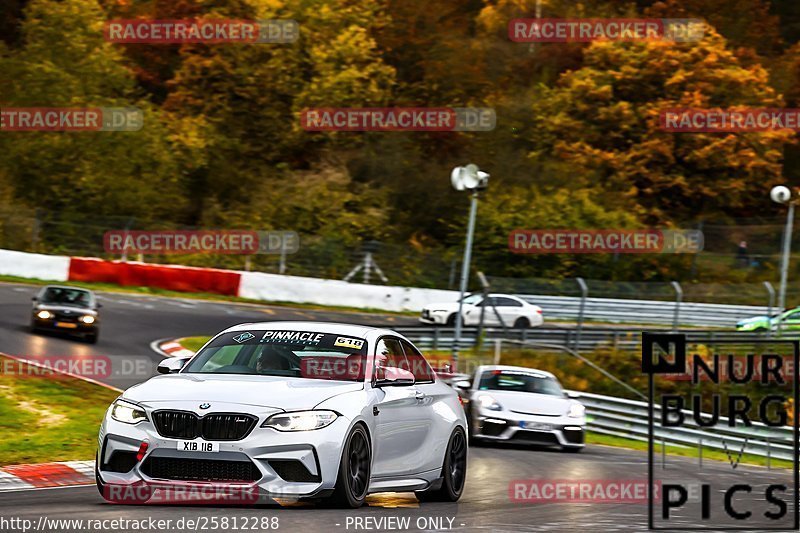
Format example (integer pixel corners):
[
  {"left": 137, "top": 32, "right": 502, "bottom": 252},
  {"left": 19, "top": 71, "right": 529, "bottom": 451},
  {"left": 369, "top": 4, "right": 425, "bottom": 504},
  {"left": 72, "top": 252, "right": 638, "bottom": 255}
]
[{"left": 0, "top": 282, "right": 794, "bottom": 532}]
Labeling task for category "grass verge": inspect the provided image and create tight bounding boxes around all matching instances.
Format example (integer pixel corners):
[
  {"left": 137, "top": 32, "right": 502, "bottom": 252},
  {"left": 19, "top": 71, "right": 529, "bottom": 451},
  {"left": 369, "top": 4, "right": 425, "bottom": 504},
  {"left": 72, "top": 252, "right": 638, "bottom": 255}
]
[
  {"left": 0, "top": 354, "right": 119, "bottom": 466},
  {"left": 177, "top": 336, "right": 209, "bottom": 353},
  {"left": 587, "top": 432, "right": 792, "bottom": 469}
]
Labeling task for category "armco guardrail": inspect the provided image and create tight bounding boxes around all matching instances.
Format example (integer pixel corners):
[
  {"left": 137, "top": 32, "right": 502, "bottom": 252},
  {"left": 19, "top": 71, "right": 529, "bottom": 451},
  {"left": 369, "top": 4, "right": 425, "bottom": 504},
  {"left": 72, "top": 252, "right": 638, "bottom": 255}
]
[
  {"left": 516, "top": 294, "right": 769, "bottom": 328},
  {"left": 395, "top": 326, "right": 797, "bottom": 353},
  {"left": 571, "top": 391, "right": 794, "bottom": 462}
]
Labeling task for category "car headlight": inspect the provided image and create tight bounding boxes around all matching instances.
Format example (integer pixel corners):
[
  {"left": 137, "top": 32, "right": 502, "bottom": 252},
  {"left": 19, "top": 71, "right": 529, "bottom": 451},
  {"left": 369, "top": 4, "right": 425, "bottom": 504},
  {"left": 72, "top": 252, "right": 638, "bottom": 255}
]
[
  {"left": 568, "top": 403, "right": 585, "bottom": 418},
  {"left": 110, "top": 399, "right": 148, "bottom": 424},
  {"left": 80, "top": 315, "right": 95, "bottom": 324},
  {"left": 477, "top": 394, "right": 503, "bottom": 411},
  {"left": 36, "top": 310, "right": 52, "bottom": 319},
  {"left": 261, "top": 410, "right": 338, "bottom": 431}
]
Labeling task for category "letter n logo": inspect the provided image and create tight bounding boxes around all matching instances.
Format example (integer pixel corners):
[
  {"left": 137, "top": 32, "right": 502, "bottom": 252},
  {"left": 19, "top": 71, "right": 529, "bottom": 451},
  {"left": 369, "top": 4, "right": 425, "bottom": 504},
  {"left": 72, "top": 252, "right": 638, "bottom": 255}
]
[{"left": 642, "top": 333, "right": 686, "bottom": 374}]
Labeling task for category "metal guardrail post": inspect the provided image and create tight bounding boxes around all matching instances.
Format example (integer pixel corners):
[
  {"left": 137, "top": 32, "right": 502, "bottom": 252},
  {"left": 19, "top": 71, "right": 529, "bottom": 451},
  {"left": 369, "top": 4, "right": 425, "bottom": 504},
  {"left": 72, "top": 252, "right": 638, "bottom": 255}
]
[
  {"left": 575, "top": 278, "right": 588, "bottom": 350},
  {"left": 671, "top": 281, "right": 683, "bottom": 331},
  {"left": 764, "top": 281, "right": 775, "bottom": 338},
  {"left": 433, "top": 327, "right": 439, "bottom": 351}
]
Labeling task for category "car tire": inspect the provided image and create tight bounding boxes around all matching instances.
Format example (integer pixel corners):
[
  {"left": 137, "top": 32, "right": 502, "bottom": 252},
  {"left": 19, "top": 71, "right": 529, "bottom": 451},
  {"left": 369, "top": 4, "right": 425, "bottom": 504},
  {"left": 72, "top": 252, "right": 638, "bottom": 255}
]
[
  {"left": 514, "top": 317, "right": 530, "bottom": 329},
  {"left": 446, "top": 314, "right": 457, "bottom": 327},
  {"left": 416, "top": 426, "right": 467, "bottom": 502},
  {"left": 328, "top": 424, "right": 371, "bottom": 508},
  {"left": 86, "top": 331, "right": 99, "bottom": 344}
]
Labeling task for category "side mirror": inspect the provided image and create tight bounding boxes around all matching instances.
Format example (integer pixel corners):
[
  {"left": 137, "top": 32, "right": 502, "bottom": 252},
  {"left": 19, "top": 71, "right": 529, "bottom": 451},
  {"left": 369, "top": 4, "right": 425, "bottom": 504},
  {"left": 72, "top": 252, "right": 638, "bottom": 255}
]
[
  {"left": 157, "top": 357, "right": 189, "bottom": 374},
  {"left": 32, "top": 297, "right": 37, "bottom": 302},
  {"left": 565, "top": 391, "right": 580, "bottom": 399},
  {"left": 453, "top": 380, "right": 471, "bottom": 390},
  {"left": 375, "top": 366, "right": 415, "bottom": 387},
  {"left": 96, "top": 302, "right": 103, "bottom": 308}
]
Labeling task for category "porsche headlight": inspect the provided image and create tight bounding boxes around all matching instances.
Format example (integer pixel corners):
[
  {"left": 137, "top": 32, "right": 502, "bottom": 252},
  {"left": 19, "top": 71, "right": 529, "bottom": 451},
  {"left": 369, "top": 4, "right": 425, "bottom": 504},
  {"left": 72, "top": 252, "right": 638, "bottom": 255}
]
[
  {"left": 80, "top": 315, "right": 95, "bottom": 324},
  {"left": 568, "top": 402, "right": 585, "bottom": 418},
  {"left": 36, "top": 310, "right": 52, "bottom": 319},
  {"left": 111, "top": 399, "right": 147, "bottom": 424},
  {"left": 262, "top": 410, "right": 338, "bottom": 431},
  {"left": 477, "top": 394, "right": 503, "bottom": 411}
]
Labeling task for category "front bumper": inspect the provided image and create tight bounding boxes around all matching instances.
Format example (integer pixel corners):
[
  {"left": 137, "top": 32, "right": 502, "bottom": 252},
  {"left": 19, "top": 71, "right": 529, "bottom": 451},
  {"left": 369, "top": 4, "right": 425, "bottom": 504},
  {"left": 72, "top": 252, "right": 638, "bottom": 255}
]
[
  {"left": 97, "top": 411, "right": 352, "bottom": 502},
  {"left": 419, "top": 309, "right": 450, "bottom": 325},
  {"left": 32, "top": 316, "right": 97, "bottom": 334},
  {"left": 471, "top": 409, "right": 585, "bottom": 448}
]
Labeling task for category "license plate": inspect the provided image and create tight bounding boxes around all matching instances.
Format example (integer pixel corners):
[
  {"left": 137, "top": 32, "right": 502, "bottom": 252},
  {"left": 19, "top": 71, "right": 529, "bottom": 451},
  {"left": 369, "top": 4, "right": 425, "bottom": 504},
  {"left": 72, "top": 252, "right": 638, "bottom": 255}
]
[
  {"left": 177, "top": 440, "right": 219, "bottom": 453},
  {"left": 522, "top": 421, "right": 553, "bottom": 431},
  {"left": 55, "top": 322, "right": 78, "bottom": 329}
]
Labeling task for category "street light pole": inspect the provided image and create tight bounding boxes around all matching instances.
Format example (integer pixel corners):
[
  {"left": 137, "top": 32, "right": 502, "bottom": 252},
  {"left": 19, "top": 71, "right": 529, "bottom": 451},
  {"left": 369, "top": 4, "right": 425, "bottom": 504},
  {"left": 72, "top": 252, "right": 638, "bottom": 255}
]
[
  {"left": 777, "top": 202, "right": 795, "bottom": 335},
  {"left": 452, "top": 191, "right": 479, "bottom": 363}
]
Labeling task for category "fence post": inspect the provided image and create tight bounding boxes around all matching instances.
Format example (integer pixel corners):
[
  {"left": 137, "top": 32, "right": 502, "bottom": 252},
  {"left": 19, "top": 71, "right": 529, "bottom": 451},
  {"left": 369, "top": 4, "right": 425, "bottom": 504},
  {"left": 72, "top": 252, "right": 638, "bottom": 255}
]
[
  {"left": 671, "top": 281, "right": 683, "bottom": 331},
  {"left": 433, "top": 327, "right": 439, "bottom": 352},
  {"left": 764, "top": 281, "right": 775, "bottom": 338},
  {"left": 575, "top": 277, "right": 588, "bottom": 350},
  {"left": 493, "top": 339, "right": 502, "bottom": 365}
]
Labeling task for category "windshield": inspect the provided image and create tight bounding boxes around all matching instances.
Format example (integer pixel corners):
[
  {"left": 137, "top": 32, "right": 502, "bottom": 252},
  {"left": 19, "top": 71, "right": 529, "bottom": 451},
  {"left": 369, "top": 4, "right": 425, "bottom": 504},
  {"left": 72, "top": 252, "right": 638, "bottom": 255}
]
[
  {"left": 39, "top": 287, "right": 93, "bottom": 308},
  {"left": 479, "top": 370, "right": 563, "bottom": 396},
  {"left": 461, "top": 294, "right": 483, "bottom": 305},
  {"left": 183, "top": 330, "right": 367, "bottom": 382}
]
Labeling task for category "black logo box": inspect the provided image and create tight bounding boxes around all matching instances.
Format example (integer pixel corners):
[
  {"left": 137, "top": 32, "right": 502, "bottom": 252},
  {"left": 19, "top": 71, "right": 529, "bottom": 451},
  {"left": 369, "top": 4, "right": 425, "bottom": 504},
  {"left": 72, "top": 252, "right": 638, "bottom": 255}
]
[{"left": 642, "top": 333, "right": 800, "bottom": 531}]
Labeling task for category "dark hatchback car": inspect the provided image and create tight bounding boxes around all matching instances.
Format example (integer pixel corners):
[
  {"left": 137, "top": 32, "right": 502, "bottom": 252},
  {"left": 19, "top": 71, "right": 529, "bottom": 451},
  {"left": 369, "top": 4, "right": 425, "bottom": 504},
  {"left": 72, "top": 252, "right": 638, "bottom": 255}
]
[{"left": 31, "top": 286, "right": 101, "bottom": 343}]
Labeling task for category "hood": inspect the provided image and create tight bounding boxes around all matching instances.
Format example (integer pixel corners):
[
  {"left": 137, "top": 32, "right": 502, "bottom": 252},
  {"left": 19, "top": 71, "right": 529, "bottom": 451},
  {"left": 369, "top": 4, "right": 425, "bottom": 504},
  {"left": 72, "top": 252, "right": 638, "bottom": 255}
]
[
  {"left": 423, "top": 302, "right": 470, "bottom": 312},
  {"left": 123, "top": 373, "right": 363, "bottom": 411},
  {"left": 36, "top": 303, "right": 97, "bottom": 315},
  {"left": 736, "top": 315, "right": 770, "bottom": 326},
  {"left": 483, "top": 390, "right": 572, "bottom": 416}
]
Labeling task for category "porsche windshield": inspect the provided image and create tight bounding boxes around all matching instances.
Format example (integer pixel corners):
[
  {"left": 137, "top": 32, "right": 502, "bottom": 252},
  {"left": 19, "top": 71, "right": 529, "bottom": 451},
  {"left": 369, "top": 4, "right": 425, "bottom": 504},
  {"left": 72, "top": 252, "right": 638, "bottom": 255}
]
[
  {"left": 479, "top": 371, "right": 563, "bottom": 396},
  {"left": 183, "top": 330, "right": 367, "bottom": 381}
]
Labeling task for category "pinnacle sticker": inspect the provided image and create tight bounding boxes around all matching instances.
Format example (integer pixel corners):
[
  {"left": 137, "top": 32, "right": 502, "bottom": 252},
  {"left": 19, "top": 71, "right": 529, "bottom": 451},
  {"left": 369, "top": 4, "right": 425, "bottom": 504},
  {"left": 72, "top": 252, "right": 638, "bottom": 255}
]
[
  {"left": 334, "top": 337, "right": 365, "bottom": 350},
  {"left": 261, "top": 331, "right": 325, "bottom": 345},
  {"left": 232, "top": 332, "right": 255, "bottom": 343}
]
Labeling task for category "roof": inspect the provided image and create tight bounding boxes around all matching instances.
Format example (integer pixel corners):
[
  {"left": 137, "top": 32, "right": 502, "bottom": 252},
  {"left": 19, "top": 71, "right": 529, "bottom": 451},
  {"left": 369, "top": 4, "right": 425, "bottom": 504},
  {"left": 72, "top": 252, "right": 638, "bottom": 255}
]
[
  {"left": 477, "top": 365, "right": 556, "bottom": 378},
  {"left": 222, "top": 321, "right": 395, "bottom": 339}
]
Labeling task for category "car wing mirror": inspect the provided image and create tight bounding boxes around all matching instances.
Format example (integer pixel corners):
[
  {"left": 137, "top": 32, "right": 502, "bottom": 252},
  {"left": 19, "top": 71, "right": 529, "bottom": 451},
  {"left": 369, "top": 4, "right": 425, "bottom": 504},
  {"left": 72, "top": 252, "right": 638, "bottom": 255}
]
[
  {"left": 375, "top": 366, "right": 415, "bottom": 387},
  {"left": 157, "top": 357, "right": 189, "bottom": 374},
  {"left": 565, "top": 391, "right": 580, "bottom": 399},
  {"left": 453, "top": 380, "right": 471, "bottom": 390}
]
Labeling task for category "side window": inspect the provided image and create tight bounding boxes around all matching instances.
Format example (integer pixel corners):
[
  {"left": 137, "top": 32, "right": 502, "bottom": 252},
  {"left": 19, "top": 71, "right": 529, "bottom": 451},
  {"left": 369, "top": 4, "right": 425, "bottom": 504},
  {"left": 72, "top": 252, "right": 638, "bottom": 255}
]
[
  {"left": 375, "top": 338, "right": 408, "bottom": 370},
  {"left": 399, "top": 339, "right": 435, "bottom": 383},
  {"left": 496, "top": 297, "right": 522, "bottom": 307}
]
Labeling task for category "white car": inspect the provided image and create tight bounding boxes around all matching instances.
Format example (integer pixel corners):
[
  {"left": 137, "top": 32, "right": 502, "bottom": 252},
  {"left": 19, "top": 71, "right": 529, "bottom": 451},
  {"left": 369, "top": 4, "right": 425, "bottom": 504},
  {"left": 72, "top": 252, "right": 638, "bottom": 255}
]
[
  {"left": 452, "top": 365, "right": 585, "bottom": 452},
  {"left": 420, "top": 293, "right": 543, "bottom": 328},
  {"left": 95, "top": 322, "right": 467, "bottom": 508}
]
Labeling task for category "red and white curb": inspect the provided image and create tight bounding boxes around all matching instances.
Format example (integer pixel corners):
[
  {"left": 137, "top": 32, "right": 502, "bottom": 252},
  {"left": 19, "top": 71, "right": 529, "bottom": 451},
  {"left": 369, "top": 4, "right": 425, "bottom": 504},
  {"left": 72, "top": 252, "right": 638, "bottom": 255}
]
[
  {"left": 0, "top": 460, "right": 94, "bottom": 491},
  {"left": 151, "top": 338, "right": 196, "bottom": 358}
]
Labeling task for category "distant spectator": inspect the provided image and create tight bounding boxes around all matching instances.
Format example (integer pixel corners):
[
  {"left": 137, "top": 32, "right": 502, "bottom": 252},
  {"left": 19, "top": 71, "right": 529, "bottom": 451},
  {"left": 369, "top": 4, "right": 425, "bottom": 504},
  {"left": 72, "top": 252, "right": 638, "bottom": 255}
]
[{"left": 736, "top": 240, "right": 749, "bottom": 268}]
